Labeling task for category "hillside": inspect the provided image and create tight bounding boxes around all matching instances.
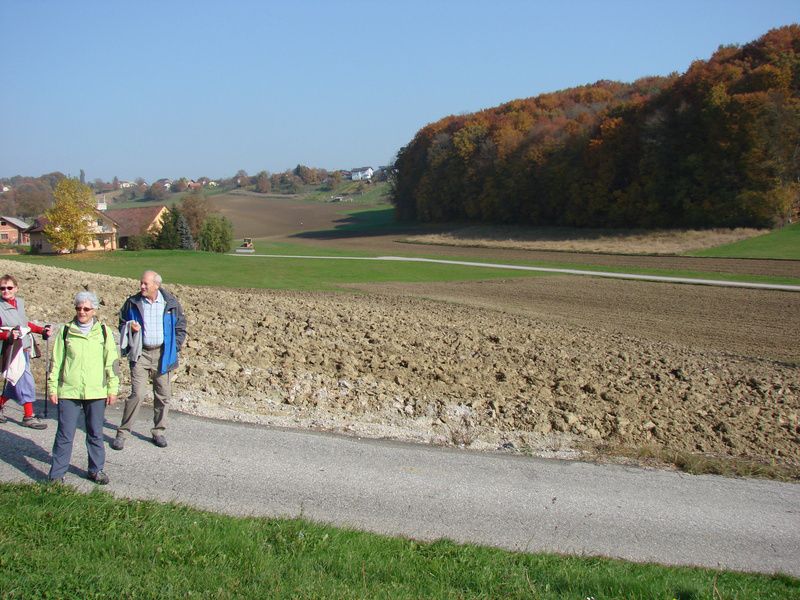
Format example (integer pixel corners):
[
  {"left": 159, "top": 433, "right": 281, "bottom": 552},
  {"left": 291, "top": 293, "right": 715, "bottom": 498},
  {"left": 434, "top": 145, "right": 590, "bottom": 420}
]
[{"left": 392, "top": 25, "right": 800, "bottom": 229}]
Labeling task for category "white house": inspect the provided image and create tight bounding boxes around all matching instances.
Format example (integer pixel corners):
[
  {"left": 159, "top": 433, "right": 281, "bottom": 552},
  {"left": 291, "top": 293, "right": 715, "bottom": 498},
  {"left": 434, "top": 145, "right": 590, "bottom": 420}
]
[{"left": 350, "top": 167, "right": 373, "bottom": 181}]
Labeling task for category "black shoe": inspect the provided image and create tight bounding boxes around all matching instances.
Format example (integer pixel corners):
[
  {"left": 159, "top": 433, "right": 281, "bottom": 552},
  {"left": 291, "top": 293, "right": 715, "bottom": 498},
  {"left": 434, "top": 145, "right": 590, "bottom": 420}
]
[
  {"left": 110, "top": 436, "right": 125, "bottom": 451},
  {"left": 88, "top": 471, "right": 109, "bottom": 485},
  {"left": 152, "top": 434, "right": 168, "bottom": 448},
  {"left": 46, "top": 477, "right": 65, "bottom": 484}
]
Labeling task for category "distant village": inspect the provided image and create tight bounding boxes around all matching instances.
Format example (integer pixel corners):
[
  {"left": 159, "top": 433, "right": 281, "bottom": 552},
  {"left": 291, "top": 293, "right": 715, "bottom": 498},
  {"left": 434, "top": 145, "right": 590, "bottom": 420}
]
[{"left": 0, "top": 165, "right": 386, "bottom": 254}]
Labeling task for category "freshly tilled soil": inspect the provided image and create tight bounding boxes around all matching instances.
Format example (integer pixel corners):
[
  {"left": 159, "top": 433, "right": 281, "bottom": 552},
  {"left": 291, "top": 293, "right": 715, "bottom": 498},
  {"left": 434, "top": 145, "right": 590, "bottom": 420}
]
[{"left": 9, "top": 260, "right": 799, "bottom": 470}]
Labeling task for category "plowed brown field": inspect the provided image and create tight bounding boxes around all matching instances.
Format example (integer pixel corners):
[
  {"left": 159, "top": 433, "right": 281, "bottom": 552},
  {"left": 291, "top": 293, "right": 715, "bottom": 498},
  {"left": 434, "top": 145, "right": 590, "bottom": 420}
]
[{"left": 14, "top": 195, "right": 798, "bottom": 475}]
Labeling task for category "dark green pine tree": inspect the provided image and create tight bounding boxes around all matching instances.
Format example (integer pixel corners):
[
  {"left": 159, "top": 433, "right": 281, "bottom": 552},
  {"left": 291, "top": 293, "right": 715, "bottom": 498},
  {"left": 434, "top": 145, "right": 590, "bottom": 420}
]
[{"left": 155, "top": 210, "right": 180, "bottom": 249}]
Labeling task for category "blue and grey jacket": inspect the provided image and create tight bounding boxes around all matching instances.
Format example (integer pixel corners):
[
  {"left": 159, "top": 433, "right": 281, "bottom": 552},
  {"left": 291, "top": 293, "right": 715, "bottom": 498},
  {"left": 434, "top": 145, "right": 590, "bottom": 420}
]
[{"left": 118, "top": 287, "right": 186, "bottom": 374}]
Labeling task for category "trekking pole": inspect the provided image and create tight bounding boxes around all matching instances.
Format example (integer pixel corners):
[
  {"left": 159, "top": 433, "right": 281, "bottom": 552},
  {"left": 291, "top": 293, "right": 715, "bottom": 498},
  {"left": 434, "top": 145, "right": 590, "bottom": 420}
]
[{"left": 43, "top": 327, "right": 51, "bottom": 419}]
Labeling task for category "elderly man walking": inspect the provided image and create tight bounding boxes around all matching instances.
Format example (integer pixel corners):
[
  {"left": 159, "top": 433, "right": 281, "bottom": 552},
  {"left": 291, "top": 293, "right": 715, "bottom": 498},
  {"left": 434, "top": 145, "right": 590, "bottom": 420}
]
[{"left": 111, "top": 270, "right": 186, "bottom": 450}]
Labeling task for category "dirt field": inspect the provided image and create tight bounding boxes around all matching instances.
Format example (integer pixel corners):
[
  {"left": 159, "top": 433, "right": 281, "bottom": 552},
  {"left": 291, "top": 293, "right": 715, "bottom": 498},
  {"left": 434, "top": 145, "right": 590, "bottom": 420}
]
[
  {"left": 8, "top": 197, "right": 799, "bottom": 474},
  {"left": 7, "top": 260, "right": 798, "bottom": 474}
]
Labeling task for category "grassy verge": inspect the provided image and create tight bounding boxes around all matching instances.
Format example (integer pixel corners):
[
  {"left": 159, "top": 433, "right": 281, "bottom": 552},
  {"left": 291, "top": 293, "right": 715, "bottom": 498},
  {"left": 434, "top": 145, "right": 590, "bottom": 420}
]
[
  {"left": 591, "top": 444, "right": 800, "bottom": 481},
  {"left": 687, "top": 223, "right": 800, "bottom": 260},
  {"left": 1, "top": 483, "right": 796, "bottom": 599}
]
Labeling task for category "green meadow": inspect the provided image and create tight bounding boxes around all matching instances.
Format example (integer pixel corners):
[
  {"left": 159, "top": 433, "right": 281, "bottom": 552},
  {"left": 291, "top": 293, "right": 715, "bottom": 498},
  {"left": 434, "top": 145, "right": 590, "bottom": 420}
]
[
  {"left": 687, "top": 222, "right": 800, "bottom": 260},
  {"left": 1, "top": 483, "right": 796, "bottom": 599}
]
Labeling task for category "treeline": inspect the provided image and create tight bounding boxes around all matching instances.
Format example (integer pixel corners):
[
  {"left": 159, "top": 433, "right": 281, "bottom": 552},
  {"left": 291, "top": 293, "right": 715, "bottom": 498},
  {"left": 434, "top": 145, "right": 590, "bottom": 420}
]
[
  {"left": 0, "top": 172, "right": 65, "bottom": 217},
  {"left": 391, "top": 26, "right": 800, "bottom": 229}
]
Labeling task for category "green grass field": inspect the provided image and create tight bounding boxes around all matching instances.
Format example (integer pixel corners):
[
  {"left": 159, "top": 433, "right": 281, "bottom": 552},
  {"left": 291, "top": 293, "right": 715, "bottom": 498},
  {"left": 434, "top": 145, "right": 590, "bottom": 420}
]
[
  {"left": 2, "top": 483, "right": 796, "bottom": 599},
  {"left": 5, "top": 237, "right": 799, "bottom": 291},
  {"left": 687, "top": 222, "right": 800, "bottom": 259},
  {"left": 1, "top": 248, "right": 551, "bottom": 291}
]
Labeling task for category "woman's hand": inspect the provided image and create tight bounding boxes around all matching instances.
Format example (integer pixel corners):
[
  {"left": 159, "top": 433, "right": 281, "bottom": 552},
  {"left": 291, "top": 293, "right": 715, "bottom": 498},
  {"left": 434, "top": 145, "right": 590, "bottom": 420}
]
[
  {"left": 106, "top": 394, "right": 117, "bottom": 406},
  {"left": 49, "top": 393, "right": 59, "bottom": 405}
]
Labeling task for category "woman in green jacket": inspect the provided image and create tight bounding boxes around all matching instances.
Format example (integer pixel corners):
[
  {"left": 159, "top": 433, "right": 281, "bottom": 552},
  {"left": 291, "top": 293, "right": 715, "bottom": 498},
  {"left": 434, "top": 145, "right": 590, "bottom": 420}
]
[{"left": 48, "top": 291, "right": 119, "bottom": 484}]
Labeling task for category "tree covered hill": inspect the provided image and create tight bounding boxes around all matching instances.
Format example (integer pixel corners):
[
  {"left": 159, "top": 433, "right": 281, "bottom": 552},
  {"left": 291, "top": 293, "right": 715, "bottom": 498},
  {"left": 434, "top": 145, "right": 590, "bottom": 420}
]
[{"left": 391, "top": 25, "right": 800, "bottom": 229}]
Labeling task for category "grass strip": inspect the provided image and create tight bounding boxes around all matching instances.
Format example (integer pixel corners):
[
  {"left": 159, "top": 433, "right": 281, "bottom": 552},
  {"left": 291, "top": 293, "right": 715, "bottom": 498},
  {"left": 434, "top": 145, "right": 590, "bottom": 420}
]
[
  {"left": 591, "top": 443, "right": 800, "bottom": 481},
  {"left": 687, "top": 223, "right": 800, "bottom": 260},
  {"left": 1, "top": 483, "right": 797, "bottom": 599}
]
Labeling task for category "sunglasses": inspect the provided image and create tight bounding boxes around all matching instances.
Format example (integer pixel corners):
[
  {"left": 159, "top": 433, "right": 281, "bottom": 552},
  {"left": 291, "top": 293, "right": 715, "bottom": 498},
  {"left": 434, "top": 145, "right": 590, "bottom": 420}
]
[
  {"left": 75, "top": 306, "right": 94, "bottom": 312},
  {"left": 0, "top": 286, "right": 15, "bottom": 291}
]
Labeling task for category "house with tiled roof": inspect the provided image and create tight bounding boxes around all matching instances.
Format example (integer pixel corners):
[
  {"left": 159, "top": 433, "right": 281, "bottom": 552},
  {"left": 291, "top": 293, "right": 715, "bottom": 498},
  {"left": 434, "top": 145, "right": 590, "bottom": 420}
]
[
  {"left": 0, "top": 216, "right": 32, "bottom": 245},
  {"left": 27, "top": 210, "right": 119, "bottom": 253},
  {"left": 103, "top": 205, "right": 170, "bottom": 248}
]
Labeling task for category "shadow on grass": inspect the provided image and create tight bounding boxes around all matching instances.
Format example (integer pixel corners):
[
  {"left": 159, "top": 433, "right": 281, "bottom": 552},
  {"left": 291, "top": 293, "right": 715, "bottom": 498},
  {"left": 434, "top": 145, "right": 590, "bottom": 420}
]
[{"left": 290, "top": 207, "right": 431, "bottom": 240}]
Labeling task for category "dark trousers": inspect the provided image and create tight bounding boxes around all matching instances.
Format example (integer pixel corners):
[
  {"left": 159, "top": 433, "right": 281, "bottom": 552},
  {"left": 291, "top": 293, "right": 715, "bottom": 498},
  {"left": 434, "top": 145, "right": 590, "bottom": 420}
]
[{"left": 49, "top": 398, "right": 106, "bottom": 480}]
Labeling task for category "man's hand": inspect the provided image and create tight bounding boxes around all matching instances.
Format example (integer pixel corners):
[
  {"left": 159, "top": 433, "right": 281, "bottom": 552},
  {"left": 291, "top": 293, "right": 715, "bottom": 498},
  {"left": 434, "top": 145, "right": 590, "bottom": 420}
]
[
  {"left": 106, "top": 394, "right": 117, "bottom": 406},
  {"left": 130, "top": 322, "right": 141, "bottom": 332},
  {"left": 48, "top": 393, "right": 58, "bottom": 405}
]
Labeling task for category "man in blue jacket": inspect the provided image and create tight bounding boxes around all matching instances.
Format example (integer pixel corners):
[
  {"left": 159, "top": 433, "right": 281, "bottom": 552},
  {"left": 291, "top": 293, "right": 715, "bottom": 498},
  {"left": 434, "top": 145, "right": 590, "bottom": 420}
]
[{"left": 111, "top": 270, "right": 187, "bottom": 450}]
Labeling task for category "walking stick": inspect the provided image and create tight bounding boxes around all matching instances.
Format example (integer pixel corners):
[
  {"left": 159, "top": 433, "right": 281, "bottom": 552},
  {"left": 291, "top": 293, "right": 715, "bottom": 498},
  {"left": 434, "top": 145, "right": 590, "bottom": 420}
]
[{"left": 43, "top": 328, "right": 51, "bottom": 419}]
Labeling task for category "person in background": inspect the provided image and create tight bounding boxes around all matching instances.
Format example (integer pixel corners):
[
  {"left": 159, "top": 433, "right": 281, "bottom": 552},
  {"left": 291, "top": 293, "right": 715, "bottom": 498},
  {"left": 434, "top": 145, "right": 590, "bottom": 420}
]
[
  {"left": 47, "top": 291, "right": 119, "bottom": 484},
  {"left": 112, "top": 270, "right": 186, "bottom": 450},
  {"left": 0, "top": 274, "right": 53, "bottom": 429}
]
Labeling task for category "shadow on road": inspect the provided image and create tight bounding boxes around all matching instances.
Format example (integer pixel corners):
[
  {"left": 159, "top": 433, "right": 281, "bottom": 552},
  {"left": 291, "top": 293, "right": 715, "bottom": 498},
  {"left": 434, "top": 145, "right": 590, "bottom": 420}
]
[{"left": 0, "top": 427, "right": 51, "bottom": 480}]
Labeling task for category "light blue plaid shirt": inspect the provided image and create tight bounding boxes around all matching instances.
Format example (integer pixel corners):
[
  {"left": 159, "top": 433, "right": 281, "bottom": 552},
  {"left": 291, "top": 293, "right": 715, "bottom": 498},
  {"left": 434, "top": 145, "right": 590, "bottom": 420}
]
[{"left": 141, "top": 290, "right": 165, "bottom": 347}]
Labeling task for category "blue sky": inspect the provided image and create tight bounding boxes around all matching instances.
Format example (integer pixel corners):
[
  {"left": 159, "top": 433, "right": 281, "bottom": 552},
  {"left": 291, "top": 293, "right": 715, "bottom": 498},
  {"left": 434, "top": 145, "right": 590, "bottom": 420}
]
[{"left": 1, "top": 1, "right": 797, "bottom": 183}]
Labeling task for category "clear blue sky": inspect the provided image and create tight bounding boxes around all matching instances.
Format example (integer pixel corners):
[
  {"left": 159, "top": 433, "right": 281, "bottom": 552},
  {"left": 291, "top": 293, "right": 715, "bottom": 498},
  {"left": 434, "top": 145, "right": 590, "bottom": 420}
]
[{"left": 1, "top": 0, "right": 797, "bottom": 183}]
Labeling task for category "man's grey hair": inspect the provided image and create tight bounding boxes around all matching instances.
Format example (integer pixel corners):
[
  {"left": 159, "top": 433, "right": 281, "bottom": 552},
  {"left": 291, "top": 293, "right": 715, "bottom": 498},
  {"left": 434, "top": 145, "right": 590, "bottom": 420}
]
[
  {"left": 74, "top": 291, "right": 99, "bottom": 308},
  {"left": 143, "top": 270, "right": 162, "bottom": 286}
]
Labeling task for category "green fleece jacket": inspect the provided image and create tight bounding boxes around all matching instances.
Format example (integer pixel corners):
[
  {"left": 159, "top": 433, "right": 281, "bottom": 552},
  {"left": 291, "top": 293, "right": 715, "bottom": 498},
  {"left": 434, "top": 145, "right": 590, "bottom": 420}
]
[{"left": 47, "top": 321, "right": 120, "bottom": 399}]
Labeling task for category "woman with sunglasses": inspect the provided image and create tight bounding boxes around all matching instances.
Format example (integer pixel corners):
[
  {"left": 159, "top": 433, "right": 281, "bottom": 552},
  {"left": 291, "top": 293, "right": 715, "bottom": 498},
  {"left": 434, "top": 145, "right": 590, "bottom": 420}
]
[
  {"left": 47, "top": 291, "right": 119, "bottom": 484},
  {"left": 0, "top": 273, "right": 53, "bottom": 429}
]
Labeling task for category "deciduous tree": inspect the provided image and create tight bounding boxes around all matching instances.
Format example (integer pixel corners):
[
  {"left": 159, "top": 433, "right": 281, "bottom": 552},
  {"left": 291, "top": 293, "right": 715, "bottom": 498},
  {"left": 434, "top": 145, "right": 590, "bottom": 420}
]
[
  {"left": 198, "top": 214, "right": 233, "bottom": 253},
  {"left": 43, "top": 179, "right": 95, "bottom": 253},
  {"left": 179, "top": 190, "right": 211, "bottom": 240}
]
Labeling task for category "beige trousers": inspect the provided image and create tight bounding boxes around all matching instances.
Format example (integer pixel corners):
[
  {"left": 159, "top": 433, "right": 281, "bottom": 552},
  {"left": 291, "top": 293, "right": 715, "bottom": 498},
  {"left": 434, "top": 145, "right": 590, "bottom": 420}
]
[{"left": 117, "top": 346, "right": 171, "bottom": 437}]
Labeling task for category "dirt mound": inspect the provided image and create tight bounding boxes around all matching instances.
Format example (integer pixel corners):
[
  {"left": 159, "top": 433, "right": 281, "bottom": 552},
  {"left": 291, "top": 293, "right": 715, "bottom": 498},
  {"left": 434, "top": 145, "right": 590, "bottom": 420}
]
[{"left": 7, "top": 260, "right": 799, "bottom": 470}]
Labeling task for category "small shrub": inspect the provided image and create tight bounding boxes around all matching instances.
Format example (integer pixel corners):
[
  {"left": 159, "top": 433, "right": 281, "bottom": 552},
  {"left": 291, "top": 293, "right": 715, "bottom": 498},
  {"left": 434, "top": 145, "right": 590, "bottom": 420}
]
[{"left": 126, "top": 235, "right": 153, "bottom": 251}]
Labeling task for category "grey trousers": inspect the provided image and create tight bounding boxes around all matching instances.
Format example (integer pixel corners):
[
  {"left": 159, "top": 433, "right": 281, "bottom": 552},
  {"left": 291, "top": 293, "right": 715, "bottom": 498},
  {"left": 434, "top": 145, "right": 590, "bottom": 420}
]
[
  {"left": 49, "top": 398, "right": 106, "bottom": 480},
  {"left": 117, "top": 346, "right": 171, "bottom": 438}
]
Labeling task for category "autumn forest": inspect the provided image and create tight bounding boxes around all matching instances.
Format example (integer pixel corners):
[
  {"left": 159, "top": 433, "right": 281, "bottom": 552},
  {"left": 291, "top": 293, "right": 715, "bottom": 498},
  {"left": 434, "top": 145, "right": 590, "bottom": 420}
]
[{"left": 390, "top": 26, "right": 800, "bottom": 229}]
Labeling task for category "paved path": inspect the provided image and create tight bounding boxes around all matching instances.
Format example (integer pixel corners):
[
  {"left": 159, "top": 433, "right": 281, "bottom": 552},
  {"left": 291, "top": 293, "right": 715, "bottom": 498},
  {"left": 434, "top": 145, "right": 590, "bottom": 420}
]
[
  {"left": 231, "top": 253, "right": 800, "bottom": 292},
  {"left": 1, "top": 401, "right": 798, "bottom": 577}
]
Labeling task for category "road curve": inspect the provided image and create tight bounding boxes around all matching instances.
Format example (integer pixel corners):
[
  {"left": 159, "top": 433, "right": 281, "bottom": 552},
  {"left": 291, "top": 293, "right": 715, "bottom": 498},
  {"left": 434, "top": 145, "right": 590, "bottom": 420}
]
[{"left": 1, "top": 401, "right": 798, "bottom": 577}]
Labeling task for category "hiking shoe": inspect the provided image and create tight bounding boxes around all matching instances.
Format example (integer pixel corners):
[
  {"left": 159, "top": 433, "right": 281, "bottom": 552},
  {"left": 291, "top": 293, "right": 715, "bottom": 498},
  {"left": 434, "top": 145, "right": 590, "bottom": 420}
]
[
  {"left": 22, "top": 416, "right": 47, "bottom": 430},
  {"left": 152, "top": 434, "right": 168, "bottom": 448},
  {"left": 110, "top": 436, "right": 125, "bottom": 451},
  {"left": 47, "top": 477, "right": 66, "bottom": 484},
  {"left": 88, "top": 471, "right": 109, "bottom": 485}
]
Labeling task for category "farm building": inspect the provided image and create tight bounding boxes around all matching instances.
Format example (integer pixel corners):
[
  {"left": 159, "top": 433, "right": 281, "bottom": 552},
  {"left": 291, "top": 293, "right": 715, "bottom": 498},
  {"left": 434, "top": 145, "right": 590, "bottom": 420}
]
[
  {"left": 0, "top": 216, "right": 31, "bottom": 246},
  {"left": 103, "top": 205, "right": 170, "bottom": 248},
  {"left": 350, "top": 167, "right": 373, "bottom": 181},
  {"left": 27, "top": 210, "right": 119, "bottom": 253}
]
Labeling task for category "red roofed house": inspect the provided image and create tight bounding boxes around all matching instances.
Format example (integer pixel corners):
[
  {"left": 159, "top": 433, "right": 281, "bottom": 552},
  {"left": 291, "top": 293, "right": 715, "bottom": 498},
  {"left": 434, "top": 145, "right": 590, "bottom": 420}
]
[
  {"left": 28, "top": 209, "right": 119, "bottom": 253},
  {"left": 103, "top": 205, "right": 170, "bottom": 249}
]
